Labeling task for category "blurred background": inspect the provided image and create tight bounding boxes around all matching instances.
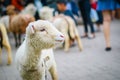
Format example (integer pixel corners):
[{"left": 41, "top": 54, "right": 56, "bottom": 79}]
[{"left": 0, "top": 0, "right": 120, "bottom": 80}]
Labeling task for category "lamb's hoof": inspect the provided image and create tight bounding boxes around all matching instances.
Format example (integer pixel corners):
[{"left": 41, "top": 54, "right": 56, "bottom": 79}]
[
  {"left": 79, "top": 49, "right": 83, "bottom": 52},
  {"left": 7, "top": 58, "right": 12, "bottom": 65},
  {"left": 0, "top": 60, "right": 2, "bottom": 65},
  {"left": 15, "top": 44, "right": 18, "bottom": 48},
  {"left": 79, "top": 47, "right": 83, "bottom": 51},
  {"left": 64, "top": 49, "right": 69, "bottom": 52},
  {"left": 19, "top": 43, "right": 21, "bottom": 46},
  {"left": 7, "top": 61, "right": 12, "bottom": 65}
]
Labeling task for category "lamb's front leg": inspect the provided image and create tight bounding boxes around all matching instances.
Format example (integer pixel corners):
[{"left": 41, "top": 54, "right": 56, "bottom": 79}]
[
  {"left": 74, "top": 28, "right": 83, "bottom": 51},
  {"left": 3, "top": 40, "right": 12, "bottom": 65},
  {"left": 49, "top": 65, "right": 58, "bottom": 80},
  {"left": 64, "top": 34, "right": 70, "bottom": 52},
  {"left": 40, "top": 71, "right": 45, "bottom": 80}
]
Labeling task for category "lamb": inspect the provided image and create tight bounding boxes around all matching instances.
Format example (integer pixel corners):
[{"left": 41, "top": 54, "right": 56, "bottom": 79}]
[
  {"left": 0, "top": 23, "right": 12, "bottom": 65},
  {"left": 40, "top": 6, "right": 83, "bottom": 52},
  {"left": 20, "top": 3, "right": 37, "bottom": 16},
  {"left": 10, "top": 14, "right": 35, "bottom": 47},
  {"left": 0, "top": 4, "right": 36, "bottom": 31},
  {"left": 15, "top": 20, "right": 64, "bottom": 80},
  {"left": 0, "top": 5, "right": 36, "bottom": 47},
  {"left": 3, "top": 5, "right": 35, "bottom": 47},
  {"left": 9, "top": 4, "right": 36, "bottom": 47},
  {"left": 0, "top": 16, "right": 10, "bottom": 32}
]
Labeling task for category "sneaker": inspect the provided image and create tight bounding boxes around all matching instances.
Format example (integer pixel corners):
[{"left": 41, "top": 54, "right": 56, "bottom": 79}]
[
  {"left": 81, "top": 34, "right": 88, "bottom": 38},
  {"left": 88, "top": 34, "right": 95, "bottom": 39},
  {"left": 105, "top": 47, "right": 112, "bottom": 51}
]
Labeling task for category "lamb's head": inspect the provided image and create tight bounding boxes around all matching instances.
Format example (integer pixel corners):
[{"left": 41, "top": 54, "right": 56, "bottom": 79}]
[
  {"left": 6, "top": 5, "right": 17, "bottom": 15},
  {"left": 26, "top": 20, "right": 64, "bottom": 49},
  {"left": 39, "top": 6, "right": 54, "bottom": 20},
  {"left": 21, "top": 4, "right": 37, "bottom": 16}
]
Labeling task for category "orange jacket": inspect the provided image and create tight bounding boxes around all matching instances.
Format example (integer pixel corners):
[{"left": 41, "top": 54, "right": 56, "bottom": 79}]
[{"left": 11, "top": 0, "right": 24, "bottom": 11}]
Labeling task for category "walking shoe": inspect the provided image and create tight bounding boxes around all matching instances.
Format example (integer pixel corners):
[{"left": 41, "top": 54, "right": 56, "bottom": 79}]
[
  {"left": 88, "top": 34, "right": 95, "bottom": 39},
  {"left": 105, "top": 47, "right": 112, "bottom": 51},
  {"left": 81, "top": 34, "right": 88, "bottom": 38}
]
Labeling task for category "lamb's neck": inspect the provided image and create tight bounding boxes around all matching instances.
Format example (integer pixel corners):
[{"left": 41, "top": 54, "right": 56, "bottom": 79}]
[{"left": 24, "top": 41, "right": 42, "bottom": 70}]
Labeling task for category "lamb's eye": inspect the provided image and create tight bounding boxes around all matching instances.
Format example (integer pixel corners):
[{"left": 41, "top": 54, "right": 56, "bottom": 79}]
[{"left": 40, "top": 29, "right": 45, "bottom": 32}]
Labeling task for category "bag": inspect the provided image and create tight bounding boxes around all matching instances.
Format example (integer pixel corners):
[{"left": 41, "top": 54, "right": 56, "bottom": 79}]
[{"left": 90, "top": 8, "right": 99, "bottom": 23}]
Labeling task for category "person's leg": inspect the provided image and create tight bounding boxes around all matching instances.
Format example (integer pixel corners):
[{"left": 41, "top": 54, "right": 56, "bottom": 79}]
[
  {"left": 78, "top": 1, "right": 88, "bottom": 37},
  {"left": 85, "top": 1, "right": 95, "bottom": 38},
  {"left": 96, "top": 23, "right": 101, "bottom": 32},
  {"left": 111, "top": 10, "right": 115, "bottom": 19},
  {"left": 96, "top": 11, "right": 103, "bottom": 32},
  {"left": 102, "top": 10, "right": 112, "bottom": 51},
  {"left": 82, "top": 12, "right": 89, "bottom": 36}
]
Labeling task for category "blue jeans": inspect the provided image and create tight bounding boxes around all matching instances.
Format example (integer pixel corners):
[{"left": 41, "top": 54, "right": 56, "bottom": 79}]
[{"left": 78, "top": 0, "right": 95, "bottom": 33}]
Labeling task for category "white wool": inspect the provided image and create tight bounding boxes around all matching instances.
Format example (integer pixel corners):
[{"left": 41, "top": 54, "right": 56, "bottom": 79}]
[
  {"left": 0, "top": 23, "right": 12, "bottom": 64},
  {"left": 15, "top": 20, "right": 64, "bottom": 80},
  {"left": 0, "top": 16, "right": 9, "bottom": 29},
  {"left": 20, "top": 4, "right": 37, "bottom": 16},
  {"left": 39, "top": 6, "right": 54, "bottom": 21}
]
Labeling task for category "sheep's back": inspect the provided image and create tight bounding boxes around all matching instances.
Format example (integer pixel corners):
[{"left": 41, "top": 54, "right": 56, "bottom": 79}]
[
  {"left": 0, "top": 16, "right": 10, "bottom": 30},
  {"left": 10, "top": 15, "right": 35, "bottom": 34},
  {"left": 0, "top": 23, "right": 9, "bottom": 44},
  {"left": 53, "top": 17, "right": 68, "bottom": 33}
]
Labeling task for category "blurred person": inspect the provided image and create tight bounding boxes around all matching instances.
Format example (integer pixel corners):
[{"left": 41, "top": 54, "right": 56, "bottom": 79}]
[
  {"left": 90, "top": 0, "right": 103, "bottom": 32},
  {"left": 56, "top": 0, "right": 77, "bottom": 25},
  {"left": 24, "top": 0, "right": 34, "bottom": 6},
  {"left": 41, "top": 0, "right": 57, "bottom": 9},
  {"left": 0, "top": 0, "right": 6, "bottom": 16},
  {"left": 0, "top": 0, "right": 11, "bottom": 16},
  {"left": 0, "top": 0, "right": 11, "bottom": 7},
  {"left": 78, "top": 0, "right": 95, "bottom": 39},
  {"left": 11, "top": 0, "right": 25, "bottom": 11},
  {"left": 66, "top": 0, "right": 80, "bottom": 17},
  {"left": 97, "top": 0, "right": 120, "bottom": 51}
]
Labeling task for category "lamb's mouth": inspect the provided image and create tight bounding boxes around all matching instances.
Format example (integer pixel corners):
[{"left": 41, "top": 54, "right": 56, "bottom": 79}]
[{"left": 55, "top": 40, "right": 64, "bottom": 42}]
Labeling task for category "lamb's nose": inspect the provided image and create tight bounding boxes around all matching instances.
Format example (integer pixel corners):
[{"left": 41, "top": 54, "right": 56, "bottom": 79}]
[{"left": 60, "top": 35, "right": 64, "bottom": 38}]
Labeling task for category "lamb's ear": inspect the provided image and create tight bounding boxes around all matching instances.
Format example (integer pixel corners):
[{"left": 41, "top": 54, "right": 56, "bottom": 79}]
[{"left": 27, "top": 23, "right": 35, "bottom": 34}]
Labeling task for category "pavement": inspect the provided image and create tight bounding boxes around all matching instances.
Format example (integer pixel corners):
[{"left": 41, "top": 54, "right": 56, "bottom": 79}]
[{"left": 0, "top": 20, "right": 120, "bottom": 80}]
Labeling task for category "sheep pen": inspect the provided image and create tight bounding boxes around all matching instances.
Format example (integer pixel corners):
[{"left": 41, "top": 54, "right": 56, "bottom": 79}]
[{"left": 15, "top": 20, "right": 64, "bottom": 80}]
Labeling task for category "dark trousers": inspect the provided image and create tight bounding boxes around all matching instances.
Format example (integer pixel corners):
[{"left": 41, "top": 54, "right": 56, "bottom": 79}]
[{"left": 78, "top": 0, "right": 95, "bottom": 33}]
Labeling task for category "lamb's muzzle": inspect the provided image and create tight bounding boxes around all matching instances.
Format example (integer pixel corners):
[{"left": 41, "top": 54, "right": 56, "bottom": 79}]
[{"left": 55, "top": 34, "right": 64, "bottom": 43}]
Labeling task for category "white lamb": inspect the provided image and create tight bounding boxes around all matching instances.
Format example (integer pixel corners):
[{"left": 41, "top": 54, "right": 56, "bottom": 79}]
[
  {"left": 0, "top": 16, "right": 10, "bottom": 32},
  {"left": 0, "top": 23, "right": 12, "bottom": 65},
  {"left": 40, "top": 6, "right": 83, "bottom": 52},
  {"left": 20, "top": 3, "right": 37, "bottom": 16},
  {"left": 0, "top": 5, "right": 36, "bottom": 47},
  {"left": 15, "top": 20, "right": 64, "bottom": 80}
]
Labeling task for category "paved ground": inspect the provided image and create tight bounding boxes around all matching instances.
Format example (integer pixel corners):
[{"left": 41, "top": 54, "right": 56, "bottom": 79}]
[{"left": 0, "top": 20, "right": 120, "bottom": 80}]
